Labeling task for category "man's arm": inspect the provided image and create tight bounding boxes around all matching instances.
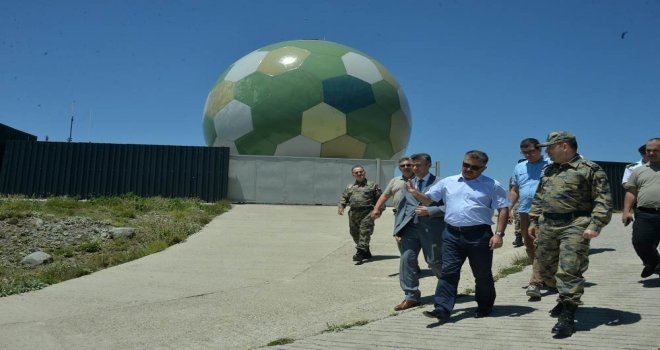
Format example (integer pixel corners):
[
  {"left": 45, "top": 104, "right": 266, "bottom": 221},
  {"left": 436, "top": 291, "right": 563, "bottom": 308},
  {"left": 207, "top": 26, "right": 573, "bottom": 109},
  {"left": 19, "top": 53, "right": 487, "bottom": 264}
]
[
  {"left": 508, "top": 186, "right": 519, "bottom": 208},
  {"left": 489, "top": 207, "right": 509, "bottom": 250},
  {"left": 338, "top": 186, "right": 350, "bottom": 215},
  {"left": 370, "top": 193, "right": 390, "bottom": 220},
  {"left": 406, "top": 181, "right": 434, "bottom": 205},
  {"left": 583, "top": 168, "right": 613, "bottom": 239},
  {"left": 622, "top": 189, "right": 637, "bottom": 226}
]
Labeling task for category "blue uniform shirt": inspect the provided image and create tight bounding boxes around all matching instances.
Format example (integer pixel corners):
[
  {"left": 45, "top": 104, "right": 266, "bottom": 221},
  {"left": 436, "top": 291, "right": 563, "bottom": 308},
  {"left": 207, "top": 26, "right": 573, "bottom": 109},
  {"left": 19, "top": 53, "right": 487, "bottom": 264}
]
[
  {"left": 425, "top": 174, "right": 510, "bottom": 227},
  {"left": 511, "top": 157, "right": 549, "bottom": 213}
]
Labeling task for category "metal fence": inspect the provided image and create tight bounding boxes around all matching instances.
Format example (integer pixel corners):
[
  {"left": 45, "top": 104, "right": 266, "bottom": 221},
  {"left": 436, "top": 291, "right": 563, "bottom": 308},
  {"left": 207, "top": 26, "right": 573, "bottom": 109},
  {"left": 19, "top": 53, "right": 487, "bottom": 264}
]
[
  {"left": 594, "top": 160, "right": 628, "bottom": 211},
  {"left": 0, "top": 141, "right": 229, "bottom": 202}
]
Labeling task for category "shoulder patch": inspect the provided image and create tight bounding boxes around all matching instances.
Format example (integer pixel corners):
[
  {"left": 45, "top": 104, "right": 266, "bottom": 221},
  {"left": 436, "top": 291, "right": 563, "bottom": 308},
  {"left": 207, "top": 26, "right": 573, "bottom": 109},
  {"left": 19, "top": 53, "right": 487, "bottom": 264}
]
[{"left": 581, "top": 159, "right": 602, "bottom": 171}]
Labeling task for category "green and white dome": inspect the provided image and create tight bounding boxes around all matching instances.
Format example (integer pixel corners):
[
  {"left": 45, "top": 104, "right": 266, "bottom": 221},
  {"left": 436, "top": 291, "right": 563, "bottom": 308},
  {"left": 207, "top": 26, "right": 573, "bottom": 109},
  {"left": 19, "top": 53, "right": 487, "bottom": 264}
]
[{"left": 202, "top": 39, "right": 411, "bottom": 159}]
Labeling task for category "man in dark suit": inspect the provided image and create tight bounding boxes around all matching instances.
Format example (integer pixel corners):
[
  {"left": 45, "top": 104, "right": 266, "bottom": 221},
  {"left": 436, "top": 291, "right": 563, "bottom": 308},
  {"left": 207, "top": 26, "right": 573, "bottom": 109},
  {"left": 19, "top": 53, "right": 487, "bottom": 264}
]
[{"left": 393, "top": 153, "right": 445, "bottom": 311}]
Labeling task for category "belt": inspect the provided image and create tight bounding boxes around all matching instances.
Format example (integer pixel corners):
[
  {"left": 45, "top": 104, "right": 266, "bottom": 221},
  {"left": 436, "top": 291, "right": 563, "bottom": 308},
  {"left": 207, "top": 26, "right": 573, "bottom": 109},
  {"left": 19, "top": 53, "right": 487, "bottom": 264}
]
[
  {"left": 637, "top": 207, "right": 660, "bottom": 214},
  {"left": 350, "top": 206, "right": 373, "bottom": 211},
  {"left": 543, "top": 211, "right": 590, "bottom": 221},
  {"left": 446, "top": 224, "right": 491, "bottom": 233}
]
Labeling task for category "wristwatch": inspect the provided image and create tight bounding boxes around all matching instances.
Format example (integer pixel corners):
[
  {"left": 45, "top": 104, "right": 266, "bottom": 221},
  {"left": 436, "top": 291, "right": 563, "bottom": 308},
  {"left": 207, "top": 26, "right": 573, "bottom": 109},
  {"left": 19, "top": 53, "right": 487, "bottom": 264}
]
[{"left": 495, "top": 231, "right": 505, "bottom": 238}]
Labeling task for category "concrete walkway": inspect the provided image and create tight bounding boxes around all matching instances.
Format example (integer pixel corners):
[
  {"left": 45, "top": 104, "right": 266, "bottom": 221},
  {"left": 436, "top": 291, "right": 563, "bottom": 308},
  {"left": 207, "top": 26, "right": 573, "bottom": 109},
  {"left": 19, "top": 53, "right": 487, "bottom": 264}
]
[{"left": 0, "top": 205, "right": 657, "bottom": 349}]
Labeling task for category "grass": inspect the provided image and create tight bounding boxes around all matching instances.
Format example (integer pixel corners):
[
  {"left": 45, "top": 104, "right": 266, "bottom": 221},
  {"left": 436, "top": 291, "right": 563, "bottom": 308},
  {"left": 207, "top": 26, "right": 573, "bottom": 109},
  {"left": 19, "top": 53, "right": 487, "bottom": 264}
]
[
  {"left": 323, "top": 320, "right": 370, "bottom": 333},
  {"left": 0, "top": 194, "right": 231, "bottom": 297},
  {"left": 266, "top": 338, "right": 295, "bottom": 346},
  {"left": 458, "top": 253, "right": 531, "bottom": 296},
  {"left": 494, "top": 253, "right": 531, "bottom": 281}
]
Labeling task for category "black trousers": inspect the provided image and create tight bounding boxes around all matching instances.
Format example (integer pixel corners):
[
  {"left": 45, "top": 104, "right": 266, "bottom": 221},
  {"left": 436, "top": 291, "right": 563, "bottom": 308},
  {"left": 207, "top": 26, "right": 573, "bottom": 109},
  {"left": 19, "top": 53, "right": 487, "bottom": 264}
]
[{"left": 632, "top": 210, "right": 660, "bottom": 268}]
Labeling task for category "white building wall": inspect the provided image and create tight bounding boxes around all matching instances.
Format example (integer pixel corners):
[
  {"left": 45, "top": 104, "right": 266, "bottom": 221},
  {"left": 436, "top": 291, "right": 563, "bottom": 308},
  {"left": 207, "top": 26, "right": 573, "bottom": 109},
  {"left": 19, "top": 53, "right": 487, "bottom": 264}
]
[{"left": 227, "top": 155, "right": 395, "bottom": 205}]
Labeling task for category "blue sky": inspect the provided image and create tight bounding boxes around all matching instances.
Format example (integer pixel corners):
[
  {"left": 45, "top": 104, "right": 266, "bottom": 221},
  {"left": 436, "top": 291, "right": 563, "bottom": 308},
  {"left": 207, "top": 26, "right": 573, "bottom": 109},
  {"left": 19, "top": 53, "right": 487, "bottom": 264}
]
[{"left": 2, "top": 0, "right": 659, "bottom": 185}]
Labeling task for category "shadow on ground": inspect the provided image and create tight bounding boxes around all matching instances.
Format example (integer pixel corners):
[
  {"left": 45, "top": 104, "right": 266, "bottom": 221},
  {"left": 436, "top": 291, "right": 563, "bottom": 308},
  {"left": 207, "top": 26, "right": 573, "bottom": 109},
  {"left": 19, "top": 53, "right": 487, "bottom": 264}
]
[
  {"left": 576, "top": 306, "right": 641, "bottom": 331},
  {"left": 425, "top": 304, "right": 536, "bottom": 328},
  {"left": 589, "top": 248, "right": 616, "bottom": 255},
  {"left": 639, "top": 277, "right": 660, "bottom": 288}
]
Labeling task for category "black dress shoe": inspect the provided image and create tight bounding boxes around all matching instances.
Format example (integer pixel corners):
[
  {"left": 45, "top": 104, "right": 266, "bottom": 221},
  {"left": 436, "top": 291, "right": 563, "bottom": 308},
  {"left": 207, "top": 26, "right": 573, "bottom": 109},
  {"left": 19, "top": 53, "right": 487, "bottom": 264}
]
[
  {"left": 423, "top": 308, "right": 450, "bottom": 321},
  {"left": 474, "top": 308, "right": 492, "bottom": 318},
  {"left": 641, "top": 265, "right": 655, "bottom": 278}
]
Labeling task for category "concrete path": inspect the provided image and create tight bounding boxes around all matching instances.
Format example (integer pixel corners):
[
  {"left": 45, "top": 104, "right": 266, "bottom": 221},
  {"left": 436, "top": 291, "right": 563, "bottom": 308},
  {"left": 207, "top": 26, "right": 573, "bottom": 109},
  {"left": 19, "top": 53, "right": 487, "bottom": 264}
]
[
  {"left": 268, "top": 212, "right": 660, "bottom": 350},
  {"left": 0, "top": 206, "right": 657, "bottom": 349}
]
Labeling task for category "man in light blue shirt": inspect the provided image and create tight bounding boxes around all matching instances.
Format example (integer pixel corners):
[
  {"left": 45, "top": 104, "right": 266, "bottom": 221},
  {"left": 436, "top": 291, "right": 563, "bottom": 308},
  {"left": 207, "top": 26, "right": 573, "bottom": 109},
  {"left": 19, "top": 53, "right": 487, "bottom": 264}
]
[
  {"left": 409, "top": 150, "right": 510, "bottom": 322},
  {"left": 509, "top": 138, "right": 550, "bottom": 298}
]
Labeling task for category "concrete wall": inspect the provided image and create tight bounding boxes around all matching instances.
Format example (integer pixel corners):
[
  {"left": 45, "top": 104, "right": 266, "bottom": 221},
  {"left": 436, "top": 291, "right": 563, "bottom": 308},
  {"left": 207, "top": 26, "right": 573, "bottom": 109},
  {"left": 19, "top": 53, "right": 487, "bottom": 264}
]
[{"left": 227, "top": 155, "right": 395, "bottom": 205}]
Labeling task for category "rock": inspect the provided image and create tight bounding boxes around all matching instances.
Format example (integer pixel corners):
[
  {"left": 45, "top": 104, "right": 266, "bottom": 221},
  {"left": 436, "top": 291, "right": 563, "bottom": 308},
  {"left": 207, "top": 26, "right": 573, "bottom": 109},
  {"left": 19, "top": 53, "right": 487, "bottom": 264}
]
[
  {"left": 21, "top": 251, "right": 53, "bottom": 266},
  {"left": 32, "top": 218, "right": 44, "bottom": 227},
  {"left": 108, "top": 227, "right": 136, "bottom": 239}
]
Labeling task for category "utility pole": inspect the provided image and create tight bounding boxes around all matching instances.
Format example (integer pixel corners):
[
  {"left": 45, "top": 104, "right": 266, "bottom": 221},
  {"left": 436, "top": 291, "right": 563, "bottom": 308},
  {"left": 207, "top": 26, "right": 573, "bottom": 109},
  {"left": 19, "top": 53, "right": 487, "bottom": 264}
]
[{"left": 67, "top": 102, "right": 75, "bottom": 142}]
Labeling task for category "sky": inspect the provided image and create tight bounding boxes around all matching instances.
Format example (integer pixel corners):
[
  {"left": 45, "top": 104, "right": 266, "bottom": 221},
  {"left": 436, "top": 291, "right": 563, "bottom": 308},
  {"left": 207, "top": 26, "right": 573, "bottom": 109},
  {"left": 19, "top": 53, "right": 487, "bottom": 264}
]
[{"left": 2, "top": 0, "right": 659, "bottom": 185}]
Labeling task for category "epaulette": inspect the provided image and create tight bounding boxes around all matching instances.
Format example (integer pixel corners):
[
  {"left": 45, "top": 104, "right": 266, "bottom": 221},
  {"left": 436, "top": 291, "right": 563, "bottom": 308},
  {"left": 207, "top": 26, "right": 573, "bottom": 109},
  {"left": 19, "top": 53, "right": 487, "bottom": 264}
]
[
  {"left": 625, "top": 163, "right": 637, "bottom": 168},
  {"left": 581, "top": 159, "right": 602, "bottom": 171}
]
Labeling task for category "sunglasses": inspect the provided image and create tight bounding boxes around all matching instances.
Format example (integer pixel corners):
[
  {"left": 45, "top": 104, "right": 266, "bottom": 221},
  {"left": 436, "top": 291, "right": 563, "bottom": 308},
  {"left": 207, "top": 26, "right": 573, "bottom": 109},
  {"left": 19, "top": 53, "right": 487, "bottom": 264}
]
[
  {"left": 462, "top": 162, "right": 484, "bottom": 171},
  {"left": 399, "top": 164, "right": 412, "bottom": 168}
]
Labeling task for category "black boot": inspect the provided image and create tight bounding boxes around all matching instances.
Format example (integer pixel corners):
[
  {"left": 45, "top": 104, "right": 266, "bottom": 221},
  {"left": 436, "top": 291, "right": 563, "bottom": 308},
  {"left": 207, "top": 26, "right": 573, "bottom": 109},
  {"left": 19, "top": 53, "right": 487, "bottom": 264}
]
[
  {"left": 551, "top": 303, "right": 577, "bottom": 338},
  {"left": 364, "top": 247, "right": 372, "bottom": 259},
  {"left": 512, "top": 234, "right": 524, "bottom": 247},
  {"left": 549, "top": 302, "right": 563, "bottom": 317},
  {"left": 352, "top": 249, "right": 364, "bottom": 262}
]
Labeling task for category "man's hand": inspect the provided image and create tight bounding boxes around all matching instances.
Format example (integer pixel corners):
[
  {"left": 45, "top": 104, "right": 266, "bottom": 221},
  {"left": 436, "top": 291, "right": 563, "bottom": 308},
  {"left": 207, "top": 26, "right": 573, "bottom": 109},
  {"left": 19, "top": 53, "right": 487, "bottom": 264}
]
[
  {"left": 405, "top": 180, "right": 417, "bottom": 194},
  {"left": 528, "top": 225, "right": 538, "bottom": 240},
  {"left": 415, "top": 205, "right": 430, "bottom": 217},
  {"left": 582, "top": 229, "right": 600, "bottom": 239},
  {"left": 369, "top": 209, "right": 381, "bottom": 220},
  {"left": 622, "top": 212, "right": 634, "bottom": 226},
  {"left": 338, "top": 207, "right": 344, "bottom": 216},
  {"left": 489, "top": 234, "right": 503, "bottom": 250}
]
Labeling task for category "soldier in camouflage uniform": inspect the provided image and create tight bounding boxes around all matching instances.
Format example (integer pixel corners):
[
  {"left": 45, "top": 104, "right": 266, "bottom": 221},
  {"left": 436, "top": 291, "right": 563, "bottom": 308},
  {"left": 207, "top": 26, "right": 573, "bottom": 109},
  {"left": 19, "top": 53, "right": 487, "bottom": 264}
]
[
  {"left": 338, "top": 165, "right": 384, "bottom": 262},
  {"left": 529, "top": 131, "right": 612, "bottom": 338}
]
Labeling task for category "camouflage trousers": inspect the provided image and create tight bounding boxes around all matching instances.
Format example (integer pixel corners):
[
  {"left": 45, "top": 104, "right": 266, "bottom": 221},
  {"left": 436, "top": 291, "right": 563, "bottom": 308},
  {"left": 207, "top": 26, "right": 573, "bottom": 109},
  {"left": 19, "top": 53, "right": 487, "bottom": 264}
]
[
  {"left": 536, "top": 216, "right": 591, "bottom": 305},
  {"left": 512, "top": 205, "right": 521, "bottom": 236},
  {"left": 348, "top": 208, "right": 375, "bottom": 251}
]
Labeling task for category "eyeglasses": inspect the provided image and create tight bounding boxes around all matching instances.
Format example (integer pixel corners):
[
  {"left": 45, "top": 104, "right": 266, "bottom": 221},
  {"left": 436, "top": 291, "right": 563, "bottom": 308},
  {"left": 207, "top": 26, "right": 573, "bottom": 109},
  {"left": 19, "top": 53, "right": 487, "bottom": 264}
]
[
  {"left": 462, "top": 162, "right": 484, "bottom": 171},
  {"left": 521, "top": 148, "right": 539, "bottom": 156},
  {"left": 399, "top": 164, "right": 412, "bottom": 168}
]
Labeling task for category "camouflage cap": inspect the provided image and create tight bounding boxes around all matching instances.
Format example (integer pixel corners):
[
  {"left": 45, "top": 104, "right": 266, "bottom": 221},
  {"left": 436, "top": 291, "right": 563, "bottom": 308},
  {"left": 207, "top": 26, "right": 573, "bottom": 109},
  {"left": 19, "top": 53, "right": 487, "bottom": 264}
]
[{"left": 539, "top": 131, "right": 576, "bottom": 147}]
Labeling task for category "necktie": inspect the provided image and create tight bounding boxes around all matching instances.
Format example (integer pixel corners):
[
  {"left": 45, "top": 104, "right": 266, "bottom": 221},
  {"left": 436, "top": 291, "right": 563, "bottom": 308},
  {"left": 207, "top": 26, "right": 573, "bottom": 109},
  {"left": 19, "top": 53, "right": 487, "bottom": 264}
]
[{"left": 417, "top": 178, "right": 424, "bottom": 191}]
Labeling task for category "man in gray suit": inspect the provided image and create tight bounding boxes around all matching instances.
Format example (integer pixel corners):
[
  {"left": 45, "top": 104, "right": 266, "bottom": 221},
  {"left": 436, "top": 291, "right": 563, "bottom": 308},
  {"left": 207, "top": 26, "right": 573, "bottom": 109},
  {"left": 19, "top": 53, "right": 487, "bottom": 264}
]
[{"left": 393, "top": 153, "right": 445, "bottom": 311}]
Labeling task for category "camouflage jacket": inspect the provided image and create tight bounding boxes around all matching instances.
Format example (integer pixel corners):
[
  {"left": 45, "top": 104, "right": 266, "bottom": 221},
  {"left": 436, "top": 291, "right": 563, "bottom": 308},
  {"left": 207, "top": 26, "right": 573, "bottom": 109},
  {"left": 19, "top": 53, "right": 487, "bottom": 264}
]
[
  {"left": 529, "top": 155, "right": 612, "bottom": 232},
  {"left": 338, "top": 179, "right": 383, "bottom": 210}
]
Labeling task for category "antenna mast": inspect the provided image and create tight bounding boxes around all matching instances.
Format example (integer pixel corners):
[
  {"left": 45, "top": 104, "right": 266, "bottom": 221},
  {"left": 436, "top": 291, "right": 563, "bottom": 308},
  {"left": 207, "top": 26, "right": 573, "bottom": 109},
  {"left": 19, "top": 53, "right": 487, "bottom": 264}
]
[{"left": 67, "top": 102, "right": 75, "bottom": 142}]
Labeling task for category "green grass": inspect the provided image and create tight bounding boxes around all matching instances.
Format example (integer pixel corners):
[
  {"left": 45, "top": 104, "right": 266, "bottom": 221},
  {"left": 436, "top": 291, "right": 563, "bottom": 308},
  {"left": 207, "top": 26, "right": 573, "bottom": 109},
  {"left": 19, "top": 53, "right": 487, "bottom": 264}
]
[
  {"left": 323, "top": 320, "right": 370, "bottom": 333},
  {"left": 494, "top": 253, "right": 531, "bottom": 281},
  {"left": 267, "top": 338, "right": 295, "bottom": 346},
  {"left": 458, "top": 253, "right": 531, "bottom": 296},
  {"left": 0, "top": 194, "right": 231, "bottom": 297}
]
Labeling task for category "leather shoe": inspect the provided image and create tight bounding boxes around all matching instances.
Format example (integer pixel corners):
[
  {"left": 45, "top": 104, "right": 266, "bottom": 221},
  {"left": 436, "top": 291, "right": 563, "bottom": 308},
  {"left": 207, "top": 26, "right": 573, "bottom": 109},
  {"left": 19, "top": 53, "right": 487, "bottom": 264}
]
[
  {"left": 422, "top": 308, "right": 450, "bottom": 321},
  {"left": 641, "top": 265, "right": 655, "bottom": 278},
  {"left": 394, "top": 299, "right": 421, "bottom": 311},
  {"left": 474, "top": 308, "right": 492, "bottom": 318}
]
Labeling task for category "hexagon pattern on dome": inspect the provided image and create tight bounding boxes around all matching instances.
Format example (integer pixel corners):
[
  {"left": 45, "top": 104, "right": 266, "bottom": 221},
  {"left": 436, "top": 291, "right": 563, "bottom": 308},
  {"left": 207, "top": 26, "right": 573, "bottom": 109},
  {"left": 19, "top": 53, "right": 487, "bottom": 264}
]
[{"left": 203, "top": 39, "right": 411, "bottom": 159}]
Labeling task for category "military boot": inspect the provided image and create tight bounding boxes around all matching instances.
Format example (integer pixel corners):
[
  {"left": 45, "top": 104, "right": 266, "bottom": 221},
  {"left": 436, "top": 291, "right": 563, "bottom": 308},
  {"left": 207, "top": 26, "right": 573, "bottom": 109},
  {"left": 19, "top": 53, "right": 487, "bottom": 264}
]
[
  {"left": 549, "top": 302, "right": 563, "bottom": 317},
  {"left": 551, "top": 302, "right": 577, "bottom": 337},
  {"left": 364, "top": 247, "right": 372, "bottom": 259},
  {"left": 352, "top": 249, "right": 364, "bottom": 262}
]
